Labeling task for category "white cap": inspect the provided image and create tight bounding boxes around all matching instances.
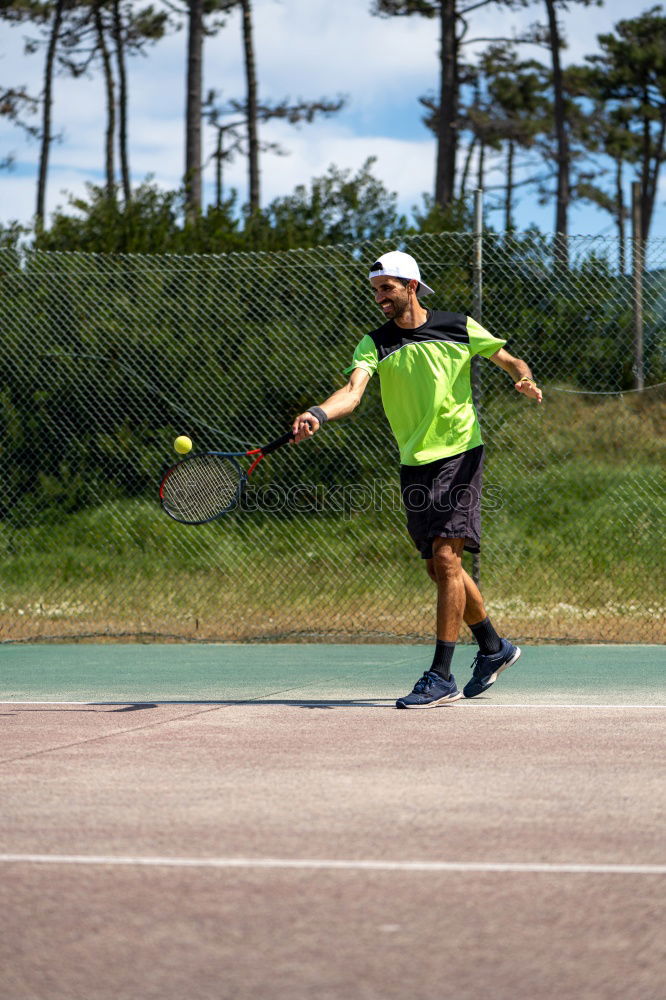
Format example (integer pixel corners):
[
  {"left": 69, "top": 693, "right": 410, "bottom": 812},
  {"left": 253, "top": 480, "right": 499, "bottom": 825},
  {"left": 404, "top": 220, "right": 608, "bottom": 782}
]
[{"left": 368, "top": 250, "right": 435, "bottom": 297}]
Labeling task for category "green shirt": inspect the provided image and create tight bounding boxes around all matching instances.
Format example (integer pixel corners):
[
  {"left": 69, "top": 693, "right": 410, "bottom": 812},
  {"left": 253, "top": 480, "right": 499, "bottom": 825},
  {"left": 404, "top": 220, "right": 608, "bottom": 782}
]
[{"left": 345, "top": 310, "right": 506, "bottom": 466}]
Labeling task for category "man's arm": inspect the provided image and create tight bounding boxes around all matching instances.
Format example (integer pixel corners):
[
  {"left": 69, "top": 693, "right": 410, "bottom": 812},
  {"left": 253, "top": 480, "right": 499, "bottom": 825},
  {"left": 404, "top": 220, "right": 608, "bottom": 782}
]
[
  {"left": 292, "top": 367, "right": 371, "bottom": 443},
  {"left": 489, "top": 348, "right": 543, "bottom": 403}
]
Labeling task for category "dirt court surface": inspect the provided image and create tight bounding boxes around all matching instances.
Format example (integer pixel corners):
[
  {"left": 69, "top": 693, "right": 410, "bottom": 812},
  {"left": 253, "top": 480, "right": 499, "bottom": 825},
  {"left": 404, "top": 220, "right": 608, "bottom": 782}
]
[{"left": 1, "top": 643, "right": 664, "bottom": 1000}]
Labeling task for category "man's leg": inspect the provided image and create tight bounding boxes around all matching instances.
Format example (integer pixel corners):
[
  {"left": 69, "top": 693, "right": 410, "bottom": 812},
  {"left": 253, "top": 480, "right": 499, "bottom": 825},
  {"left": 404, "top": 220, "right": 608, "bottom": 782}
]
[
  {"left": 424, "top": 555, "right": 520, "bottom": 697},
  {"left": 395, "top": 536, "right": 465, "bottom": 708},
  {"left": 461, "top": 569, "right": 503, "bottom": 654},
  {"left": 425, "top": 560, "right": 501, "bottom": 654},
  {"left": 458, "top": 565, "right": 521, "bottom": 698},
  {"left": 431, "top": 536, "right": 465, "bottom": 654},
  {"left": 461, "top": 567, "right": 485, "bottom": 625}
]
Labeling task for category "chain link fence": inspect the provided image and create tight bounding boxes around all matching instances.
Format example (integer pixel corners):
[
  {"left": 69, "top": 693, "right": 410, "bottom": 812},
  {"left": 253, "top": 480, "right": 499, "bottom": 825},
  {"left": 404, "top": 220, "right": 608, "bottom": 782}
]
[{"left": 1, "top": 231, "right": 664, "bottom": 644}]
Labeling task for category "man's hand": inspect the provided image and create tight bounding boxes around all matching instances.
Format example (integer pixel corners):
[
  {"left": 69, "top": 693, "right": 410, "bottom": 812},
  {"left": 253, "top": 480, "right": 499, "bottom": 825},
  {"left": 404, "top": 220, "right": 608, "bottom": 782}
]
[
  {"left": 515, "top": 377, "right": 543, "bottom": 403},
  {"left": 292, "top": 412, "right": 320, "bottom": 443},
  {"left": 490, "top": 350, "right": 542, "bottom": 403}
]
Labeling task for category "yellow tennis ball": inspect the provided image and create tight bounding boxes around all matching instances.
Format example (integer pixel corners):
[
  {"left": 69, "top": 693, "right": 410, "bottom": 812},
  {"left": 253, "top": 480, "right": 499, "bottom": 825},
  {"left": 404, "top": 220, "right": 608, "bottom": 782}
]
[{"left": 174, "top": 435, "right": 193, "bottom": 455}]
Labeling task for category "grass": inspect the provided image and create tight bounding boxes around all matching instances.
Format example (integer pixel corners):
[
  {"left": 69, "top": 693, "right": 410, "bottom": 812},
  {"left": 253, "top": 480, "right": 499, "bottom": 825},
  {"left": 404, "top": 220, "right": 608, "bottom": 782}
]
[{"left": 1, "top": 390, "right": 664, "bottom": 644}]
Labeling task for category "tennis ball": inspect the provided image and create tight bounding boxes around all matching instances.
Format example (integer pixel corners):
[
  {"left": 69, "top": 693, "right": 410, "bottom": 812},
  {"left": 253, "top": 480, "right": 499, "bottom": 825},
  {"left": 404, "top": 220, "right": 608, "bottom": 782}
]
[{"left": 174, "top": 435, "right": 193, "bottom": 455}]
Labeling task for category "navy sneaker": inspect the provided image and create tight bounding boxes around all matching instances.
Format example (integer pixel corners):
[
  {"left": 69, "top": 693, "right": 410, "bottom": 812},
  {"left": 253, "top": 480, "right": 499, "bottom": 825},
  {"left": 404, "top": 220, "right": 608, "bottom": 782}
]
[
  {"left": 463, "top": 639, "right": 521, "bottom": 699},
  {"left": 396, "top": 671, "right": 463, "bottom": 709}
]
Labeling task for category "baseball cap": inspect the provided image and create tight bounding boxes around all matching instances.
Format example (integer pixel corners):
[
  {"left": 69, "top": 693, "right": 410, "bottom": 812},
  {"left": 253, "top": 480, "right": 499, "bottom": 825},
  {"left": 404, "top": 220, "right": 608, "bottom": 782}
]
[{"left": 368, "top": 250, "right": 435, "bottom": 297}]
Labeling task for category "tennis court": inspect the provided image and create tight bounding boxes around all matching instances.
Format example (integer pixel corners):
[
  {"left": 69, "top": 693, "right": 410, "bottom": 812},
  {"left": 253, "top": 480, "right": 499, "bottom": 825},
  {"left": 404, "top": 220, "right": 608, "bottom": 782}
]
[{"left": 1, "top": 642, "right": 664, "bottom": 1000}]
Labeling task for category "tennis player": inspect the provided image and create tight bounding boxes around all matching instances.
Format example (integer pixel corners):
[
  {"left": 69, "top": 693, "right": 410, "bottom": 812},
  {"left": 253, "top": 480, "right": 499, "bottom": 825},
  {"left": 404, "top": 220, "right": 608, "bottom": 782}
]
[{"left": 292, "top": 250, "right": 542, "bottom": 708}]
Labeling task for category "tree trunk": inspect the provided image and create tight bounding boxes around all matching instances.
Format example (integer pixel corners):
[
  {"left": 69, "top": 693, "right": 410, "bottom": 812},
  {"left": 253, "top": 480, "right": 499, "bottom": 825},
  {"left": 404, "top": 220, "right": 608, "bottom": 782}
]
[
  {"left": 112, "top": 0, "right": 131, "bottom": 204},
  {"left": 545, "top": 0, "right": 569, "bottom": 267},
  {"left": 241, "top": 0, "right": 259, "bottom": 212},
  {"left": 460, "top": 136, "right": 475, "bottom": 197},
  {"left": 215, "top": 129, "right": 223, "bottom": 208},
  {"left": 615, "top": 156, "right": 625, "bottom": 276},
  {"left": 642, "top": 99, "right": 666, "bottom": 243},
  {"left": 94, "top": 1, "right": 116, "bottom": 200},
  {"left": 185, "top": 0, "right": 204, "bottom": 220},
  {"left": 505, "top": 139, "right": 514, "bottom": 231},
  {"left": 434, "top": 0, "right": 458, "bottom": 208},
  {"left": 476, "top": 139, "right": 485, "bottom": 192},
  {"left": 36, "top": 0, "right": 65, "bottom": 224}
]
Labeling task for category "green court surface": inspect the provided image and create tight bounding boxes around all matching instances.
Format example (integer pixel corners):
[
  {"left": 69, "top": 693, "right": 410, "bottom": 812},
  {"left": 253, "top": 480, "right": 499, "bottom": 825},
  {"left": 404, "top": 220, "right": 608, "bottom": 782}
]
[{"left": 1, "top": 643, "right": 664, "bottom": 705}]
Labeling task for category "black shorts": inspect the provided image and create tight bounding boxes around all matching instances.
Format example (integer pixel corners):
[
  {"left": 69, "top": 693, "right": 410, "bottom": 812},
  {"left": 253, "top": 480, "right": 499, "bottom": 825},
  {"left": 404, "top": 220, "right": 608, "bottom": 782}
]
[{"left": 400, "top": 445, "right": 484, "bottom": 559}]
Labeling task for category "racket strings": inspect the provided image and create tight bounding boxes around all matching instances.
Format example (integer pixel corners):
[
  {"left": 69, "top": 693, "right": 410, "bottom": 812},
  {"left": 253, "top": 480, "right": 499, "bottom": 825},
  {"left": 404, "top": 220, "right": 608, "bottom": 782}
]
[{"left": 161, "top": 455, "right": 242, "bottom": 523}]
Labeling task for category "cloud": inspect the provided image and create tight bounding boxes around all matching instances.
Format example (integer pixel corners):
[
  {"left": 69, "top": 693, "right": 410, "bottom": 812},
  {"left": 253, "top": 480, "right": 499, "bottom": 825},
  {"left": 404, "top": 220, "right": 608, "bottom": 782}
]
[
  {"left": 248, "top": 0, "right": 439, "bottom": 101},
  {"left": 0, "top": 0, "right": 663, "bottom": 237},
  {"left": 233, "top": 124, "right": 436, "bottom": 208}
]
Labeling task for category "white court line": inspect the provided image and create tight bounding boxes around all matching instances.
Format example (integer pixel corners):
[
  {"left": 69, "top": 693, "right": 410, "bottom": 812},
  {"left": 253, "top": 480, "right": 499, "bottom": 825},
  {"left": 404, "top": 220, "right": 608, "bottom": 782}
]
[
  {"left": 1, "top": 701, "right": 665, "bottom": 709},
  {"left": 464, "top": 703, "right": 666, "bottom": 709},
  {"left": 0, "top": 854, "right": 664, "bottom": 875}
]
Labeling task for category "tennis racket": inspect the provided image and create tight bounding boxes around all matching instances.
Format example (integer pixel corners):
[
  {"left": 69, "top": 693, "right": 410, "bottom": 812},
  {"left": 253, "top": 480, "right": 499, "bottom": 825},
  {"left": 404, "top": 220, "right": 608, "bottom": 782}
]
[{"left": 159, "top": 430, "right": 294, "bottom": 525}]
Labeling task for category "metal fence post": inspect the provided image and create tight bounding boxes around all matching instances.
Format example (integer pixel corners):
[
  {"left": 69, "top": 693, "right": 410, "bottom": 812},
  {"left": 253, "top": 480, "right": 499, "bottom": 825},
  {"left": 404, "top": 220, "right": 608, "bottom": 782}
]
[
  {"left": 631, "top": 181, "right": 644, "bottom": 390},
  {"left": 471, "top": 189, "right": 483, "bottom": 586}
]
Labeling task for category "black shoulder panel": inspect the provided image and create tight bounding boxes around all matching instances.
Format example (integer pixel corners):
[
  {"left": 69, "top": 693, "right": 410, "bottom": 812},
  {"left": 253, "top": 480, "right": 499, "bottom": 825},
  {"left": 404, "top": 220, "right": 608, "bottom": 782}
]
[{"left": 368, "top": 311, "right": 470, "bottom": 362}]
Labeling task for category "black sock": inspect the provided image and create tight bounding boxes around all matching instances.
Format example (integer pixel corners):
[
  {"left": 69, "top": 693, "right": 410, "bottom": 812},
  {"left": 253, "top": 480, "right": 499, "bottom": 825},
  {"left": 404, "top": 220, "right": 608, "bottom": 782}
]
[
  {"left": 470, "top": 617, "right": 502, "bottom": 655},
  {"left": 430, "top": 640, "right": 456, "bottom": 680}
]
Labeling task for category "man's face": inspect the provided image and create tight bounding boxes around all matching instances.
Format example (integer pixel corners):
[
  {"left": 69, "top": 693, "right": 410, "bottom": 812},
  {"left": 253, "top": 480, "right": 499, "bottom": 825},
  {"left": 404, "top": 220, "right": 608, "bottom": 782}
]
[{"left": 370, "top": 275, "right": 411, "bottom": 320}]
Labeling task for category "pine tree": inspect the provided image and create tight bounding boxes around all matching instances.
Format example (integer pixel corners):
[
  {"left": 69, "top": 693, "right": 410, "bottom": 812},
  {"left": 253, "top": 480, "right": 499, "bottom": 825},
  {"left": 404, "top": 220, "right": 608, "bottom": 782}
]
[
  {"left": 371, "top": 0, "right": 464, "bottom": 209},
  {"left": 463, "top": 44, "right": 549, "bottom": 229},
  {"left": 372, "top": 0, "right": 546, "bottom": 210},
  {"left": 583, "top": 6, "right": 666, "bottom": 242}
]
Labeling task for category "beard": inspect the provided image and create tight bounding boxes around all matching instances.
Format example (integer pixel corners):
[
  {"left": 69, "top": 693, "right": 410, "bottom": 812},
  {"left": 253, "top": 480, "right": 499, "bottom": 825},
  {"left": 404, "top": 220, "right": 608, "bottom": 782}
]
[{"left": 381, "top": 293, "right": 409, "bottom": 320}]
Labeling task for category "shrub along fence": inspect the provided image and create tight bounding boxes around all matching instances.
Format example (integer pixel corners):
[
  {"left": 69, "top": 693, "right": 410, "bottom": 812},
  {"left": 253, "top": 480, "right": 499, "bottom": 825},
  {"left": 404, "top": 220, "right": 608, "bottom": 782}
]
[{"left": 0, "top": 230, "right": 664, "bottom": 644}]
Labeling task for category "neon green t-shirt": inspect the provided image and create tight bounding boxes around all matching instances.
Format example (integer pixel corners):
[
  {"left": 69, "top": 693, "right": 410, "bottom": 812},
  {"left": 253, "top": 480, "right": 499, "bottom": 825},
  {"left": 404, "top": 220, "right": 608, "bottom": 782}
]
[{"left": 345, "top": 310, "right": 506, "bottom": 466}]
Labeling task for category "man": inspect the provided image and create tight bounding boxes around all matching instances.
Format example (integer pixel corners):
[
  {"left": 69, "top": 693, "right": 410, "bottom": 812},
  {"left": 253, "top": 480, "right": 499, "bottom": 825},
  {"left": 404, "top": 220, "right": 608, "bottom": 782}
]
[{"left": 292, "top": 250, "right": 542, "bottom": 709}]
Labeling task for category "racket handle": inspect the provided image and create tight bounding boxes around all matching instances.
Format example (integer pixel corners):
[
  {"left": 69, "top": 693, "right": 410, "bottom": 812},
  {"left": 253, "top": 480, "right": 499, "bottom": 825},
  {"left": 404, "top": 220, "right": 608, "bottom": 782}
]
[{"left": 261, "top": 430, "right": 295, "bottom": 456}]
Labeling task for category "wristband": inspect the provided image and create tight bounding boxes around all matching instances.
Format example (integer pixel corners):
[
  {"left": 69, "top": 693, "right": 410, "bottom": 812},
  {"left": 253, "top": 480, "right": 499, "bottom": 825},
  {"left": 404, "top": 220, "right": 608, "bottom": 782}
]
[
  {"left": 517, "top": 377, "right": 536, "bottom": 385},
  {"left": 307, "top": 406, "right": 328, "bottom": 425}
]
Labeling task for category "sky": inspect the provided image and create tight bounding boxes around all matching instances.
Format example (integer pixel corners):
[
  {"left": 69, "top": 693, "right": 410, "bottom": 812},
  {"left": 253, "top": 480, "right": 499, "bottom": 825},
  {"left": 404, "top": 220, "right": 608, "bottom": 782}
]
[{"left": 0, "top": 0, "right": 664, "bottom": 239}]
